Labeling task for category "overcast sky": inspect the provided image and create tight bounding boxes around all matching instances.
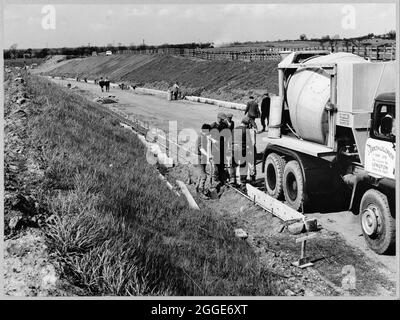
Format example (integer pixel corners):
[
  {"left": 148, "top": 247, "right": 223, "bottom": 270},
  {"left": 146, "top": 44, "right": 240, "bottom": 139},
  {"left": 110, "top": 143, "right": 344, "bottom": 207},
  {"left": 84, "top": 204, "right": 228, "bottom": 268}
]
[{"left": 3, "top": 3, "right": 396, "bottom": 49}]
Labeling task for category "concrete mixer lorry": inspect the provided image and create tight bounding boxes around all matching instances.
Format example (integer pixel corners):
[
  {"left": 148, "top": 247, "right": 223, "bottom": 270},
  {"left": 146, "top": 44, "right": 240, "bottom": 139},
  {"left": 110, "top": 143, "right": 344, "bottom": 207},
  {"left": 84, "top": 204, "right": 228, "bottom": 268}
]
[{"left": 262, "top": 51, "right": 396, "bottom": 254}]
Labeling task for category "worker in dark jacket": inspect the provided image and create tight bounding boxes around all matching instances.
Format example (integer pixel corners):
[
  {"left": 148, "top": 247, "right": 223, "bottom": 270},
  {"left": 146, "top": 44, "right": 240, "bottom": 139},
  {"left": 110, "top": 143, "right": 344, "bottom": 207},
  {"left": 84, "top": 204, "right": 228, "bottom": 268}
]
[
  {"left": 104, "top": 77, "right": 110, "bottom": 92},
  {"left": 260, "top": 93, "right": 271, "bottom": 132},
  {"left": 224, "top": 113, "right": 235, "bottom": 183},
  {"left": 210, "top": 113, "right": 228, "bottom": 184},
  {"left": 244, "top": 96, "right": 260, "bottom": 131},
  {"left": 99, "top": 77, "right": 105, "bottom": 92}
]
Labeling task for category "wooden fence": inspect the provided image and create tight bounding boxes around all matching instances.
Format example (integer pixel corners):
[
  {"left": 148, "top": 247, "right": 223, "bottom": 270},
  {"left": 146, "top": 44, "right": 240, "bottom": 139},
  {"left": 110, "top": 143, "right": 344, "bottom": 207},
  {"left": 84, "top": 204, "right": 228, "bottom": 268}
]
[{"left": 116, "top": 45, "right": 396, "bottom": 62}]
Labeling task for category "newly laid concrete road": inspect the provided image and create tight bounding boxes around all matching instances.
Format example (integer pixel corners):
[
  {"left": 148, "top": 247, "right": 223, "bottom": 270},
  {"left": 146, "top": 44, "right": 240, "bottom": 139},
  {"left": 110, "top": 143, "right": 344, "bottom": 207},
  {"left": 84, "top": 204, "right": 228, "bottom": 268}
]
[{"left": 49, "top": 77, "right": 396, "bottom": 278}]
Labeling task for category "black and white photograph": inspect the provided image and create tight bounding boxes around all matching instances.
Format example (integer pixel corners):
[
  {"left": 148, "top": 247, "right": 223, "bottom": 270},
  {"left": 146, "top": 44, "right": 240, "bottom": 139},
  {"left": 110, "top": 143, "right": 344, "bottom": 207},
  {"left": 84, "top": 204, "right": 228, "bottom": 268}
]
[{"left": 1, "top": 0, "right": 399, "bottom": 304}]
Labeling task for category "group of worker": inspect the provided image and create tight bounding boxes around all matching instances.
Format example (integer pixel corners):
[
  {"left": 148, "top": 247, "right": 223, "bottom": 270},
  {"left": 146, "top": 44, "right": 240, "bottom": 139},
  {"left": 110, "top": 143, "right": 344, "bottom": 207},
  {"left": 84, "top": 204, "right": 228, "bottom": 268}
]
[
  {"left": 244, "top": 93, "right": 271, "bottom": 133},
  {"left": 190, "top": 97, "right": 263, "bottom": 199},
  {"left": 191, "top": 93, "right": 272, "bottom": 199},
  {"left": 96, "top": 77, "right": 110, "bottom": 92}
]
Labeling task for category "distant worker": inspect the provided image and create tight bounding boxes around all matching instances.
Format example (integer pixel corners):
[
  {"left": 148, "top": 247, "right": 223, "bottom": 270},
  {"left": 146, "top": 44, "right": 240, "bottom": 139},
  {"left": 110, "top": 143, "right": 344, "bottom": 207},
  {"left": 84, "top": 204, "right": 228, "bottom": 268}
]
[
  {"left": 194, "top": 123, "right": 212, "bottom": 199},
  {"left": 99, "top": 77, "right": 105, "bottom": 92},
  {"left": 244, "top": 96, "right": 260, "bottom": 131},
  {"left": 172, "top": 82, "right": 180, "bottom": 100},
  {"left": 260, "top": 92, "right": 271, "bottom": 132},
  {"left": 104, "top": 77, "right": 110, "bottom": 92}
]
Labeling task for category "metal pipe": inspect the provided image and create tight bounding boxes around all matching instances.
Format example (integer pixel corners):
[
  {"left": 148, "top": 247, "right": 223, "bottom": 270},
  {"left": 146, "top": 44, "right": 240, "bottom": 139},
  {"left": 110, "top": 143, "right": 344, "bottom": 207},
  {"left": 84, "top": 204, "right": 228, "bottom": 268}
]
[{"left": 327, "top": 66, "right": 337, "bottom": 149}]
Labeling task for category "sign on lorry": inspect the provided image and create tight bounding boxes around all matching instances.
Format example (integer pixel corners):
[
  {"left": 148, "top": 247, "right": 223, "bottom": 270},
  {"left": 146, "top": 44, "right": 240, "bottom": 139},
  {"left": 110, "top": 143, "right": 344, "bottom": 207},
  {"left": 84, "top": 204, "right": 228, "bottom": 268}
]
[{"left": 365, "top": 138, "right": 396, "bottom": 179}]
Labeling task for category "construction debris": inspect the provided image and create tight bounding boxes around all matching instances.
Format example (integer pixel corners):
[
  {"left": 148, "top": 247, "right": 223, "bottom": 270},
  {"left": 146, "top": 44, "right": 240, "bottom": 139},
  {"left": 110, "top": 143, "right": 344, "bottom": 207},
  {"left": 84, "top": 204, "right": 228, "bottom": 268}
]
[
  {"left": 93, "top": 96, "right": 119, "bottom": 104},
  {"left": 234, "top": 228, "right": 248, "bottom": 239}
]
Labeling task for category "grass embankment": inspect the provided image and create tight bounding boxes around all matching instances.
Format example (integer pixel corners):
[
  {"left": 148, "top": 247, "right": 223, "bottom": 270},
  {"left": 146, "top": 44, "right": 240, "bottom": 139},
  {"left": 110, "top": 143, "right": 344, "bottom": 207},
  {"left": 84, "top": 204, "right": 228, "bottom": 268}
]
[
  {"left": 44, "top": 54, "right": 279, "bottom": 102},
  {"left": 26, "top": 75, "right": 278, "bottom": 296}
]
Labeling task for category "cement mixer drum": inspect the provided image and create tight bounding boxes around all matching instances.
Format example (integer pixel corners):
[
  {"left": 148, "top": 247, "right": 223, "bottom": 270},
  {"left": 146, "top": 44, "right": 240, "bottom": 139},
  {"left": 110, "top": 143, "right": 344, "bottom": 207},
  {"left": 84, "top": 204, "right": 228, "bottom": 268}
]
[{"left": 286, "top": 53, "right": 368, "bottom": 144}]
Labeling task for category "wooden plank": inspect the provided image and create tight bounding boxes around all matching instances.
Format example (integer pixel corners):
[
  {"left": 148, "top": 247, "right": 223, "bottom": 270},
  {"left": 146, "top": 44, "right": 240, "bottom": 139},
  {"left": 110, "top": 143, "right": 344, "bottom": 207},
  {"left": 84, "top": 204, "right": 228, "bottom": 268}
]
[{"left": 246, "top": 184, "right": 304, "bottom": 221}]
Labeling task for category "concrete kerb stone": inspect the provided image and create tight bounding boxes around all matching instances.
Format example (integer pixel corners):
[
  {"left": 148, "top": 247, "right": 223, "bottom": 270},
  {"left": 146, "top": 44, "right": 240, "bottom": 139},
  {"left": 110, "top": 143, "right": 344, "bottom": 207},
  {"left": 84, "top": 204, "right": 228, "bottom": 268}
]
[{"left": 184, "top": 96, "right": 246, "bottom": 111}]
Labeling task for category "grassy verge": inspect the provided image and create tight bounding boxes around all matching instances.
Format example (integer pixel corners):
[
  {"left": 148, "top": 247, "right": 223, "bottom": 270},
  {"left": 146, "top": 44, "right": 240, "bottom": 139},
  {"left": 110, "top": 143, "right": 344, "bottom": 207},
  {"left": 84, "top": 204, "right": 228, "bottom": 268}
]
[{"left": 25, "top": 75, "right": 278, "bottom": 296}]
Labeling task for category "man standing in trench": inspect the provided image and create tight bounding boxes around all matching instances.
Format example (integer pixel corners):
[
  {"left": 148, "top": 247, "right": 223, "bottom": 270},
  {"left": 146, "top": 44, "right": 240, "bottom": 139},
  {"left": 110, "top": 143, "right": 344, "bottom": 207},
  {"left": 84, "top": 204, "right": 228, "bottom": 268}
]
[
  {"left": 210, "top": 113, "right": 228, "bottom": 185},
  {"left": 232, "top": 116, "right": 257, "bottom": 188},
  {"left": 225, "top": 113, "right": 236, "bottom": 184},
  {"left": 194, "top": 124, "right": 212, "bottom": 199}
]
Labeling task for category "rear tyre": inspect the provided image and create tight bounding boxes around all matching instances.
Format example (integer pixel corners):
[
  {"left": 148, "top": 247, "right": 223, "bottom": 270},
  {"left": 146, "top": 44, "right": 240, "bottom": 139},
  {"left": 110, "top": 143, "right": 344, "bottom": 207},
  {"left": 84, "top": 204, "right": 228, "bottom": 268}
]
[
  {"left": 264, "top": 153, "right": 286, "bottom": 199},
  {"left": 283, "top": 160, "right": 305, "bottom": 211},
  {"left": 360, "top": 189, "right": 395, "bottom": 255}
]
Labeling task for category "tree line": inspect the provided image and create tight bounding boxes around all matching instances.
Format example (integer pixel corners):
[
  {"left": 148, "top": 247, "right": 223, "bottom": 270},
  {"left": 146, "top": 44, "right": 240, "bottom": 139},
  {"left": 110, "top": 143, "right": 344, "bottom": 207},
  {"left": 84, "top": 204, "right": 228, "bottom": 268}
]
[
  {"left": 4, "top": 31, "right": 396, "bottom": 60},
  {"left": 3, "top": 42, "right": 214, "bottom": 59}
]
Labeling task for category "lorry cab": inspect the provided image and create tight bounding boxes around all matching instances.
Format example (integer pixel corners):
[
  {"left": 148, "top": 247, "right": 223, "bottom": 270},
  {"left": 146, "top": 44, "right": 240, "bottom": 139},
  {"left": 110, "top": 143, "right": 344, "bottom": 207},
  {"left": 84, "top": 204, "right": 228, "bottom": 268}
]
[{"left": 371, "top": 92, "right": 396, "bottom": 144}]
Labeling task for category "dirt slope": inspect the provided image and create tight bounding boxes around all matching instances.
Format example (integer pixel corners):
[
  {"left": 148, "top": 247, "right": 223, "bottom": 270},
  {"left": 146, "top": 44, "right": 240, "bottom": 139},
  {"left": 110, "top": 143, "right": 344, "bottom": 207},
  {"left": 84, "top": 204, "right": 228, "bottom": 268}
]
[{"left": 44, "top": 54, "right": 279, "bottom": 103}]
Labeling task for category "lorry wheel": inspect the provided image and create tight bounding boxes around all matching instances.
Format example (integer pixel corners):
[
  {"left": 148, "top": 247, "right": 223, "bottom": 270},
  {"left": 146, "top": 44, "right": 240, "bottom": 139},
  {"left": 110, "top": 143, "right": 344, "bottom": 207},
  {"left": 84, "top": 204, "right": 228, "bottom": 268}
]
[
  {"left": 283, "top": 160, "right": 305, "bottom": 211},
  {"left": 265, "top": 153, "right": 285, "bottom": 199},
  {"left": 360, "top": 189, "right": 395, "bottom": 255}
]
